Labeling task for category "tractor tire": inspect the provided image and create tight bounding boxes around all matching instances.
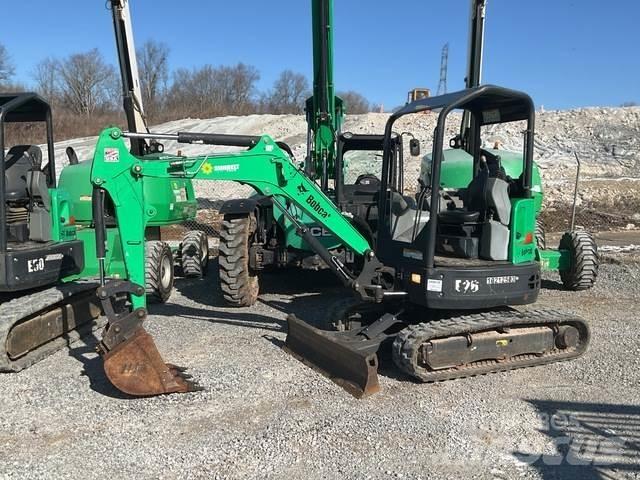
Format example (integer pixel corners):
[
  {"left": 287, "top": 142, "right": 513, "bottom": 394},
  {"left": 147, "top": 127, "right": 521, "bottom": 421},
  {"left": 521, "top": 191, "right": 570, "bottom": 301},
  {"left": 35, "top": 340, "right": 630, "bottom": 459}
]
[
  {"left": 559, "top": 231, "right": 599, "bottom": 291},
  {"left": 535, "top": 219, "right": 547, "bottom": 250},
  {"left": 145, "top": 240, "right": 174, "bottom": 303},
  {"left": 181, "top": 230, "right": 209, "bottom": 278},
  {"left": 218, "top": 213, "right": 259, "bottom": 307}
]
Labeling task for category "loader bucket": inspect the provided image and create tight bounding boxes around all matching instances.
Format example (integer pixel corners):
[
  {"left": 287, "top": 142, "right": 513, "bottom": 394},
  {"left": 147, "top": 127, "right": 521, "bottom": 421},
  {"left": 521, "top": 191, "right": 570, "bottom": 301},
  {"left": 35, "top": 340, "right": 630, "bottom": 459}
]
[
  {"left": 102, "top": 327, "right": 200, "bottom": 397},
  {"left": 285, "top": 314, "right": 381, "bottom": 398}
]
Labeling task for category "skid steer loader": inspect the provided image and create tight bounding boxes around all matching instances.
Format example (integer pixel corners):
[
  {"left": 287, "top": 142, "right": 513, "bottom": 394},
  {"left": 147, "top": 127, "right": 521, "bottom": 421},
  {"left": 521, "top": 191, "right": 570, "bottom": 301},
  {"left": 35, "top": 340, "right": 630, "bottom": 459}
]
[{"left": 86, "top": 85, "right": 590, "bottom": 398}]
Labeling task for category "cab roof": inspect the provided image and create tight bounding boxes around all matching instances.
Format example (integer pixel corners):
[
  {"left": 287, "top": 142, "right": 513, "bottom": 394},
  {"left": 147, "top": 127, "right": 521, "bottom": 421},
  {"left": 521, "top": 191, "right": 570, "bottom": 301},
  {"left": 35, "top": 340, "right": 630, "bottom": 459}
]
[
  {"left": 393, "top": 85, "right": 534, "bottom": 125},
  {"left": 0, "top": 92, "right": 51, "bottom": 123}
]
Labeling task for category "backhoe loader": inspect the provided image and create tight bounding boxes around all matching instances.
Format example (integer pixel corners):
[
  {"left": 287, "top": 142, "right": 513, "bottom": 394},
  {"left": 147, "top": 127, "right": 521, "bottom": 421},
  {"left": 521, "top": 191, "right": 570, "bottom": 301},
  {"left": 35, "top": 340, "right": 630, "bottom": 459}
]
[
  {"left": 0, "top": 0, "right": 203, "bottom": 372},
  {"left": 89, "top": 85, "right": 589, "bottom": 398}
]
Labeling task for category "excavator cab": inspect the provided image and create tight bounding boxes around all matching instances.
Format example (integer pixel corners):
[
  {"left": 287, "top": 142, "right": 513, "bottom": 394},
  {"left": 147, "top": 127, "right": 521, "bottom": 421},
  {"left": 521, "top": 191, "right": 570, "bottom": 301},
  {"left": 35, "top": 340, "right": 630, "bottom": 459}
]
[
  {"left": 287, "top": 85, "right": 587, "bottom": 398},
  {"left": 0, "top": 93, "right": 84, "bottom": 291},
  {"left": 333, "top": 133, "right": 404, "bottom": 239},
  {"left": 376, "top": 85, "right": 539, "bottom": 310}
]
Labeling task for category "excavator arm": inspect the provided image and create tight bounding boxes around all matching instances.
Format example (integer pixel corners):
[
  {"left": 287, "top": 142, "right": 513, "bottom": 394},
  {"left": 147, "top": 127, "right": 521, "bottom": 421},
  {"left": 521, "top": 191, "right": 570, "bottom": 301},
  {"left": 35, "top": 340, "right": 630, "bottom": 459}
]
[
  {"left": 109, "top": 0, "right": 161, "bottom": 156},
  {"left": 459, "top": 0, "right": 487, "bottom": 154},
  {"left": 90, "top": 127, "right": 384, "bottom": 396},
  {"left": 305, "top": 0, "right": 344, "bottom": 188}
]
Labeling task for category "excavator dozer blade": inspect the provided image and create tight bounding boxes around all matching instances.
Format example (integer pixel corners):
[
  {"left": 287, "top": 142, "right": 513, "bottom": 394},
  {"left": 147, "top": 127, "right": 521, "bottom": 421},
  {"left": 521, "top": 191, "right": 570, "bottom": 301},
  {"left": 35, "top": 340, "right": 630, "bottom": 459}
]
[
  {"left": 103, "top": 327, "right": 201, "bottom": 397},
  {"left": 285, "top": 314, "right": 381, "bottom": 398}
]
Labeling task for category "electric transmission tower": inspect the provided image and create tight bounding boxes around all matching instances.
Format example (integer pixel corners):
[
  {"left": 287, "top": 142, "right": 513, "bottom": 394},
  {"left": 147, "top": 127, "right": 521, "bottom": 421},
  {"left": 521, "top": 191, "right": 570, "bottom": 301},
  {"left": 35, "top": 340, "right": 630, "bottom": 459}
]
[{"left": 437, "top": 43, "right": 449, "bottom": 96}]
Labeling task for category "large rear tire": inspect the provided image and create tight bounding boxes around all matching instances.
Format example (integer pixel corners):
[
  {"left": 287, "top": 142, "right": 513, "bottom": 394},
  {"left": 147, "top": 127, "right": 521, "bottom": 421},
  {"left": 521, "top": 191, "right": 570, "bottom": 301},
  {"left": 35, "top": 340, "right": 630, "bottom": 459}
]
[
  {"left": 145, "top": 241, "right": 174, "bottom": 303},
  {"left": 218, "top": 213, "right": 259, "bottom": 307},
  {"left": 559, "top": 231, "right": 599, "bottom": 291},
  {"left": 181, "top": 230, "right": 209, "bottom": 278}
]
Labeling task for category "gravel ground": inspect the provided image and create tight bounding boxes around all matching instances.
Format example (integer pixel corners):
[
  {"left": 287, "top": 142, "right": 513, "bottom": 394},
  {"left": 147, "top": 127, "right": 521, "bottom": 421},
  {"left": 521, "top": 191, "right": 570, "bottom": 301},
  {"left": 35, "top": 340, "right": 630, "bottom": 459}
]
[{"left": 1, "top": 255, "right": 640, "bottom": 479}]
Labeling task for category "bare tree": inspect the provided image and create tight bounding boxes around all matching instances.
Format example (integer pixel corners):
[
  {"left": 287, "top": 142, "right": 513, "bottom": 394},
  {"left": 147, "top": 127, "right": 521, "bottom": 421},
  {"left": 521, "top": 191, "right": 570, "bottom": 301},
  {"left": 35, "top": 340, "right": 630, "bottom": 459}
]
[
  {"left": 228, "top": 63, "right": 260, "bottom": 112},
  {"left": 167, "top": 63, "right": 260, "bottom": 117},
  {"left": 262, "top": 70, "right": 309, "bottom": 114},
  {"left": 338, "top": 90, "right": 371, "bottom": 114},
  {"left": 32, "top": 57, "right": 60, "bottom": 102},
  {"left": 137, "top": 40, "right": 169, "bottom": 115},
  {"left": 0, "top": 43, "right": 15, "bottom": 85},
  {"left": 56, "top": 49, "right": 118, "bottom": 116}
]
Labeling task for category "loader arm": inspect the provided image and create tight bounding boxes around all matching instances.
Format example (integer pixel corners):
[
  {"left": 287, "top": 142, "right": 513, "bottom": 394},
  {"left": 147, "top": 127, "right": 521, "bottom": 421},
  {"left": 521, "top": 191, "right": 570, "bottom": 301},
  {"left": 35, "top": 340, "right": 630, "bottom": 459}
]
[
  {"left": 89, "top": 126, "right": 383, "bottom": 396},
  {"left": 460, "top": 0, "right": 486, "bottom": 155}
]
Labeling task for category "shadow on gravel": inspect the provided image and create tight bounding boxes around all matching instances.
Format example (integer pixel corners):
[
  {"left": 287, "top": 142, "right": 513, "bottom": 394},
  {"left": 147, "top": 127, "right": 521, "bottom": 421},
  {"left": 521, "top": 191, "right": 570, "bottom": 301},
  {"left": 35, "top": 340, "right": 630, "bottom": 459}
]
[
  {"left": 66, "top": 335, "right": 133, "bottom": 399},
  {"left": 541, "top": 279, "right": 567, "bottom": 291},
  {"left": 153, "top": 300, "right": 286, "bottom": 332},
  {"left": 159, "top": 263, "right": 284, "bottom": 331},
  {"left": 258, "top": 268, "right": 342, "bottom": 296},
  {"left": 515, "top": 400, "right": 640, "bottom": 480},
  {"left": 169, "top": 260, "right": 348, "bottom": 330}
]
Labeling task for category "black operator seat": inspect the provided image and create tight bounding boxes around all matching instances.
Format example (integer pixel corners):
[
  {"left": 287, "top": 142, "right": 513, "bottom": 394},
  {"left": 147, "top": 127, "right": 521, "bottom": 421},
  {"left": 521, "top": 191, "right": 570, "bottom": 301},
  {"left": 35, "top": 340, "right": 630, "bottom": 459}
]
[
  {"left": 437, "top": 157, "right": 489, "bottom": 225},
  {"left": 438, "top": 150, "right": 511, "bottom": 225},
  {"left": 4, "top": 145, "right": 43, "bottom": 202}
]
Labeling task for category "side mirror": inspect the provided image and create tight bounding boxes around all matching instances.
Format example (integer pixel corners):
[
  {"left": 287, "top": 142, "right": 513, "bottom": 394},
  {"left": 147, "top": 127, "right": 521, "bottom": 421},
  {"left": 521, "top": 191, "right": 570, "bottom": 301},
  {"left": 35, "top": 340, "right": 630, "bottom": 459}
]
[
  {"left": 66, "top": 147, "right": 79, "bottom": 166},
  {"left": 449, "top": 135, "right": 463, "bottom": 149},
  {"left": 410, "top": 139, "right": 421, "bottom": 157}
]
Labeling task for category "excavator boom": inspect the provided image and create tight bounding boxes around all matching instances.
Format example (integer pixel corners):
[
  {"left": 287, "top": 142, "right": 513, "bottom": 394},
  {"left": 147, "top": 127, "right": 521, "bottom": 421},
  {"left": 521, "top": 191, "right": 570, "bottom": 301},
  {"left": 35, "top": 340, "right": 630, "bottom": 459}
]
[{"left": 305, "top": 0, "right": 344, "bottom": 187}]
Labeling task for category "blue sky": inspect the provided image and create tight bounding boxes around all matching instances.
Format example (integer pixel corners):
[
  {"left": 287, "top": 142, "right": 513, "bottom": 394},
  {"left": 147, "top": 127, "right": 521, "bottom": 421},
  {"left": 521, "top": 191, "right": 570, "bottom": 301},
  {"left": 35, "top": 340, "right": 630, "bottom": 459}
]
[{"left": 3, "top": 0, "right": 638, "bottom": 110}]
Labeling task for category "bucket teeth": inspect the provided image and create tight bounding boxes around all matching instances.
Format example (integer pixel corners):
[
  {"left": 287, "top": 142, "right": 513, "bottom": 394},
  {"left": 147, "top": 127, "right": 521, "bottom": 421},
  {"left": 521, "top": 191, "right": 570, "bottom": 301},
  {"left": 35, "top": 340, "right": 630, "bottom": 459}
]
[{"left": 166, "top": 364, "right": 189, "bottom": 373}]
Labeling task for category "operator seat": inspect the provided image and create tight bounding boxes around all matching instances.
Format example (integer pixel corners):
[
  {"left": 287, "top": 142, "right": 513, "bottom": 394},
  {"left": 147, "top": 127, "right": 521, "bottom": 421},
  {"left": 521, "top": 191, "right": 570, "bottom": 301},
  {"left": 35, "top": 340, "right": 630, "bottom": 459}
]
[
  {"left": 4, "top": 145, "right": 42, "bottom": 203},
  {"left": 436, "top": 152, "right": 512, "bottom": 260},
  {"left": 3, "top": 145, "right": 53, "bottom": 243}
]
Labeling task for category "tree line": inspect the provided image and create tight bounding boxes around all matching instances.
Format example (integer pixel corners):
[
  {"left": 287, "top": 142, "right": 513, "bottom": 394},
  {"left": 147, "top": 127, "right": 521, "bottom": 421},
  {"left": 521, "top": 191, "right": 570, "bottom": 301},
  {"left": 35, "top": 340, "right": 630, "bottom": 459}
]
[{"left": 0, "top": 40, "right": 374, "bottom": 128}]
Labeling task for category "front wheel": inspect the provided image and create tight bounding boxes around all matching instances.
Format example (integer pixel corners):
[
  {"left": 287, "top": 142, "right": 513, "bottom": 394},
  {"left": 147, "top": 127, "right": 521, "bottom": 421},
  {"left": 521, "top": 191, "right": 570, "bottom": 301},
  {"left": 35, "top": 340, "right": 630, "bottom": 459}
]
[
  {"left": 145, "top": 240, "right": 174, "bottom": 303},
  {"left": 559, "top": 231, "right": 599, "bottom": 291},
  {"left": 181, "top": 230, "right": 209, "bottom": 278},
  {"left": 218, "top": 213, "right": 260, "bottom": 307}
]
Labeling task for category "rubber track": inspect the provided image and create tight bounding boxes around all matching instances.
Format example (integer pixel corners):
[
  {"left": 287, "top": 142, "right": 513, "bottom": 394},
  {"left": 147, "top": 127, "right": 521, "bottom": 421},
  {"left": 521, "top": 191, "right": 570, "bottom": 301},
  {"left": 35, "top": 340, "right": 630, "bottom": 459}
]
[
  {"left": 560, "top": 231, "right": 599, "bottom": 291},
  {"left": 218, "top": 215, "right": 259, "bottom": 307},
  {"left": 392, "top": 309, "right": 590, "bottom": 382},
  {"left": 181, "top": 231, "right": 208, "bottom": 278},
  {"left": 0, "top": 281, "right": 103, "bottom": 372}
]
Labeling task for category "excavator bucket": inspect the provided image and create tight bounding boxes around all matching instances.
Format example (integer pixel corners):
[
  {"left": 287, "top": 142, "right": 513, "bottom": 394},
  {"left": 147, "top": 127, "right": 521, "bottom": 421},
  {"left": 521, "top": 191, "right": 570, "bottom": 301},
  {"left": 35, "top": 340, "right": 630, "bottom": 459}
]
[
  {"left": 102, "top": 327, "right": 201, "bottom": 397},
  {"left": 285, "top": 314, "right": 381, "bottom": 398},
  {"left": 95, "top": 281, "right": 201, "bottom": 397}
]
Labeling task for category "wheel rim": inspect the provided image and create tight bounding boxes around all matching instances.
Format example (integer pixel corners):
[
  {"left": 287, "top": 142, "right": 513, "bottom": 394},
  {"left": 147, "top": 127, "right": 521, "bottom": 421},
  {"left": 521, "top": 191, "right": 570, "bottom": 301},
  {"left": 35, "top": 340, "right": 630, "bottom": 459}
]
[
  {"left": 201, "top": 237, "right": 209, "bottom": 264},
  {"left": 160, "top": 254, "right": 172, "bottom": 289}
]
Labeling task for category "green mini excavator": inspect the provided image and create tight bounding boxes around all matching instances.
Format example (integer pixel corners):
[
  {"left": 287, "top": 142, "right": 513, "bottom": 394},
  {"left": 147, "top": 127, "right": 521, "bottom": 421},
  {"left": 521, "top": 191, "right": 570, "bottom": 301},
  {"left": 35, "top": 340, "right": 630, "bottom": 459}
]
[{"left": 0, "top": 0, "right": 203, "bottom": 372}]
